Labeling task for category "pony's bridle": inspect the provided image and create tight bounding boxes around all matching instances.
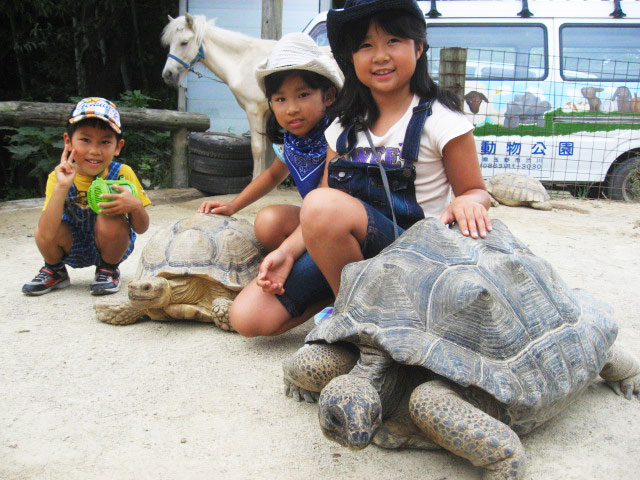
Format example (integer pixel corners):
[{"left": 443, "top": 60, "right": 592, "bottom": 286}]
[
  {"left": 167, "top": 44, "right": 205, "bottom": 70},
  {"left": 166, "top": 44, "right": 223, "bottom": 83}
]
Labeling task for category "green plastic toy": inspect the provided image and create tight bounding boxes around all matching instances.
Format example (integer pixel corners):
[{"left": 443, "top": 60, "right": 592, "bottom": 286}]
[{"left": 87, "top": 177, "right": 138, "bottom": 214}]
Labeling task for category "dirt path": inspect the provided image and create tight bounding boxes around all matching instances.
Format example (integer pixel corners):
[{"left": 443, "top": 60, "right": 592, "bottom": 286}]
[{"left": 1, "top": 188, "right": 639, "bottom": 480}]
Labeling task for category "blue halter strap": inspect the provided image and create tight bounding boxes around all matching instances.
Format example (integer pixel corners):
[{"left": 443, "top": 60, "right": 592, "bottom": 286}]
[{"left": 167, "top": 44, "right": 205, "bottom": 69}]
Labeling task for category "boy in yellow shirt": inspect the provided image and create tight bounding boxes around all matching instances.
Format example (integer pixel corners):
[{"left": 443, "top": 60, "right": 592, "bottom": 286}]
[{"left": 22, "top": 97, "right": 151, "bottom": 296}]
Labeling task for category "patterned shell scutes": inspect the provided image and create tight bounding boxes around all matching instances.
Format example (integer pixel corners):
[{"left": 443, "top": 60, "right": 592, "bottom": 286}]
[
  {"left": 486, "top": 173, "right": 550, "bottom": 204},
  {"left": 306, "top": 218, "right": 617, "bottom": 430},
  {"left": 136, "top": 214, "right": 265, "bottom": 291}
]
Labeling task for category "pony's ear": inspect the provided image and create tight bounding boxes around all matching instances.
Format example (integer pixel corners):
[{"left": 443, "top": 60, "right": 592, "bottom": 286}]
[
  {"left": 167, "top": 14, "right": 174, "bottom": 22},
  {"left": 185, "top": 13, "right": 194, "bottom": 29}
]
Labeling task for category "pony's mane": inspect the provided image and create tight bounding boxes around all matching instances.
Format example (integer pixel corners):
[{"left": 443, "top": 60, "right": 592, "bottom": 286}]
[
  {"left": 161, "top": 15, "right": 211, "bottom": 47},
  {"left": 161, "top": 14, "right": 258, "bottom": 48}
]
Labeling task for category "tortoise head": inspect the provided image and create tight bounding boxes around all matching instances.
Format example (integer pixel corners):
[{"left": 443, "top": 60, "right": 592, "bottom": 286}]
[
  {"left": 318, "top": 375, "right": 382, "bottom": 450},
  {"left": 128, "top": 277, "right": 171, "bottom": 308}
]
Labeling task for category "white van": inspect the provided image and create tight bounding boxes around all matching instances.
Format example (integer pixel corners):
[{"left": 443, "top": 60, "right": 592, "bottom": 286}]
[{"left": 303, "top": 0, "right": 640, "bottom": 201}]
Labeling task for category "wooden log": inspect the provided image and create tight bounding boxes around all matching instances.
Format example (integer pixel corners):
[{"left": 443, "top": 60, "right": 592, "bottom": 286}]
[
  {"left": 0, "top": 101, "right": 210, "bottom": 132},
  {"left": 439, "top": 47, "right": 467, "bottom": 99}
]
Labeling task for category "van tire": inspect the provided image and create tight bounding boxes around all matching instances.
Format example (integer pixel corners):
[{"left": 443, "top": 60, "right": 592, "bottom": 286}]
[
  {"left": 188, "top": 132, "right": 252, "bottom": 159},
  {"left": 608, "top": 156, "right": 640, "bottom": 202},
  {"left": 189, "top": 170, "right": 252, "bottom": 195},
  {"left": 188, "top": 153, "right": 253, "bottom": 177}
]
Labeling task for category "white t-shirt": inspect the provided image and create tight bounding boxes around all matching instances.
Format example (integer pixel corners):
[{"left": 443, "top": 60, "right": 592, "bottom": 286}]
[{"left": 324, "top": 95, "right": 474, "bottom": 218}]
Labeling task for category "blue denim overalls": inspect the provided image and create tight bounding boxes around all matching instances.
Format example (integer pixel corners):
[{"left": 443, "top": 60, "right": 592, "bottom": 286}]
[
  {"left": 328, "top": 97, "right": 434, "bottom": 233},
  {"left": 275, "top": 98, "right": 434, "bottom": 318},
  {"left": 62, "top": 161, "right": 136, "bottom": 268}
]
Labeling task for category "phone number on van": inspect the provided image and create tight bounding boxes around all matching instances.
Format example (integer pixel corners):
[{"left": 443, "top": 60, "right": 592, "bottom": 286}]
[{"left": 480, "top": 162, "right": 543, "bottom": 170}]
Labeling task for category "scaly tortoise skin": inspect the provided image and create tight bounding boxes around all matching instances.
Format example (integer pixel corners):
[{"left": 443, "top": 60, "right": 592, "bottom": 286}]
[
  {"left": 283, "top": 218, "right": 640, "bottom": 480},
  {"left": 485, "top": 173, "right": 552, "bottom": 210},
  {"left": 95, "top": 214, "right": 264, "bottom": 331}
]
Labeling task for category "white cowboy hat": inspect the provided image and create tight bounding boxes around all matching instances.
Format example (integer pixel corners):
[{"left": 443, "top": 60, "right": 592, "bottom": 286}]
[{"left": 255, "top": 32, "right": 343, "bottom": 94}]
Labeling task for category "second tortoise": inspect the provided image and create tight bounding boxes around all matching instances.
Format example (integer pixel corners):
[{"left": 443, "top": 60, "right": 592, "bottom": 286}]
[
  {"left": 94, "top": 214, "right": 264, "bottom": 331},
  {"left": 485, "top": 173, "right": 552, "bottom": 210}
]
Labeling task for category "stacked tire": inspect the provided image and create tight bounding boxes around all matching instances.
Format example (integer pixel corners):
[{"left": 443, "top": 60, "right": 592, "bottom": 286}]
[{"left": 188, "top": 132, "right": 253, "bottom": 195}]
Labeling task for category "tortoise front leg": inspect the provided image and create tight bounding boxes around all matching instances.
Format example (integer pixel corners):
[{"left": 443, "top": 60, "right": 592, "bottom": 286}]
[
  {"left": 211, "top": 297, "right": 235, "bottom": 332},
  {"left": 409, "top": 380, "right": 526, "bottom": 480},
  {"left": 283, "top": 343, "right": 357, "bottom": 403},
  {"left": 600, "top": 345, "right": 640, "bottom": 399},
  {"left": 94, "top": 299, "right": 145, "bottom": 325}
]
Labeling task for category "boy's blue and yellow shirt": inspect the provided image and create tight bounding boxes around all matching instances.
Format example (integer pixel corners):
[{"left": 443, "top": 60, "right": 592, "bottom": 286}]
[{"left": 43, "top": 163, "right": 151, "bottom": 211}]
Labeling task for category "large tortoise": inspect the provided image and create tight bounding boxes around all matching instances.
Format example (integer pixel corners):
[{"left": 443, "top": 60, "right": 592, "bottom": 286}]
[
  {"left": 283, "top": 218, "right": 639, "bottom": 479},
  {"left": 485, "top": 173, "right": 552, "bottom": 210},
  {"left": 95, "top": 214, "right": 264, "bottom": 331}
]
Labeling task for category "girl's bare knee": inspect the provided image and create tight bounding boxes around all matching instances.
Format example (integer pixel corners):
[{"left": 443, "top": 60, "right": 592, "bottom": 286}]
[
  {"left": 301, "top": 189, "right": 360, "bottom": 238},
  {"left": 229, "top": 291, "right": 292, "bottom": 337},
  {"left": 300, "top": 189, "right": 337, "bottom": 228},
  {"left": 229, "top": 301, "right": 261, "bottom": 337},
  {"left": 254, "top": 205, "right": 299, "bottom": 251},
  {"left": 254, "top": 206, "right": 282, "bottom": 250}
]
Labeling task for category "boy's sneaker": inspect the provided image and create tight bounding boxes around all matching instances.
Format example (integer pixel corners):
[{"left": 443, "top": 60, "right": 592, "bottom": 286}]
[
  {"left": 22, "top": 265, "right": 70, "bottom": 296},
  {"left": 90, "top": 266, "right": 120, "bottom": 295}
]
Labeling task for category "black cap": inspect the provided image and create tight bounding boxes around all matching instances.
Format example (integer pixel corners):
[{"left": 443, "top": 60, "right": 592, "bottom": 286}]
[{"left": 327, "top": 0, "right": 426, "bottom": 59}]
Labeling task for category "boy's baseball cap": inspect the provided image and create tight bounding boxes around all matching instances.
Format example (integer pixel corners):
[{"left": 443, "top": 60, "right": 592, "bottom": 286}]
[
  {"left": 69, "top": 97, "right": 122, "bottom": 134},
  {"left": 254, "top": 32, "right": 343, "bottom": 94}
]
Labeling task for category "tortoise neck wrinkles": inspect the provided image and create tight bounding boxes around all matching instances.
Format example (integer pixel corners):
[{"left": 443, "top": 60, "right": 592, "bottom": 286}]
[{"left": 350, "top": 346, "right": 408, "bottom": 418}]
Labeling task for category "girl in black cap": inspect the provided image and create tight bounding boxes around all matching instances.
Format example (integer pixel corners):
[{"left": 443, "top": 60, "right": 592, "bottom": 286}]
[{"left": 229, "top": 0, "right": 491, "bottom": 338}]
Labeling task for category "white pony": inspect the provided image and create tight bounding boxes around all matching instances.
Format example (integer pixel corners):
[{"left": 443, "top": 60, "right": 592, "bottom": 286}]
[{"left": 162, "top": 13, "right": 276, "bottom": 177}]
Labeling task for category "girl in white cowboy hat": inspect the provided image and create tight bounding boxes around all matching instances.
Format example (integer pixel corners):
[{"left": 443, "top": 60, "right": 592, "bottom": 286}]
[
  {"left": 229, "top": 0, "right": 491, "bottom": 338},
  {"left": 198, "top": 32, "right": 342, "bottom": 253}
]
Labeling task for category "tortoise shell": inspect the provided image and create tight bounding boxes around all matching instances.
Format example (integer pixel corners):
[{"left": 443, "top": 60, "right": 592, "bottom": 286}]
[
  {"left": 136, "top": 214, "right": 265, "bottom": 291},
  {"left": 306, "top": 218, "right": 617, "bottom": 433},
  {"left": 486, "top": 173, "right": 550, "bottom": 206}
]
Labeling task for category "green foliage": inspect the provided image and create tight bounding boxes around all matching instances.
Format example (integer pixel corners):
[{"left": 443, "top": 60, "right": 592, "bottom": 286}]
[
  {"left": 3, "top": 126, "right": 64, "bottom": 199},
  {"left": 573, "top": 183, "right": 595, "bottom": 199},
  {"left": 473, "top": 108, "right": 640, "bottom": 137},
  {"left": 116, "top": 90, "right": 172, "bottom": 190},
  {"left": 119, "top": 90, "right": 157, "bottom": 108}
]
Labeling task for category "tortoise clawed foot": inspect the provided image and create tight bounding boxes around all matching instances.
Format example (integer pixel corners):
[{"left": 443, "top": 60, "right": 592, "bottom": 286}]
[
  {"left": 601, "top": 346, "right": 640, "bottom": 399},
  {"left": 282, "top": 343, "right": 358, "bottom": 401},
  {"left": 607, "top": 373, "right": 640, "bottom": 400},
  {"left": 284, "top": 379, "right": 319, "bottom": 403},
  {"left": 94, "top": 299, "right": 141, "bottom": 325},
  {"left": 211, "top": 298, "right": 236, "bottom": 332},
  {"left": 482, "top": 441, "right": 527, "bottom": 480}
]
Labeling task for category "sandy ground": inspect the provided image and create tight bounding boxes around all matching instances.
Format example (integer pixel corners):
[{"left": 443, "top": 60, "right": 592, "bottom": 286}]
[{"left": 1, "top": 187, "right": 640, "bottom": 480}]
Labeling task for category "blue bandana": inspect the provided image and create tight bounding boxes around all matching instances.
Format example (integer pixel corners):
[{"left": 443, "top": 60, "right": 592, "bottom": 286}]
[{"left": 282, "top": 116, "right": 330, "bottom": 198}]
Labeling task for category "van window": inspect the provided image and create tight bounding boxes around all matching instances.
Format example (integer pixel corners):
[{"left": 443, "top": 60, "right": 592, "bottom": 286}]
[
  {"left": 426, "top": 24, "right": 547, "bottom": 80},
  {"left": 307, "top": 21, "right": 328, "bottom": 47},
  {"left": 560, "top": 24, "right": 640, "bottom": 81}
]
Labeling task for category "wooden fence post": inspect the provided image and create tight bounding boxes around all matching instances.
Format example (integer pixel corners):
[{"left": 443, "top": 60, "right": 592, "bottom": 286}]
[
  {"left": 171, "top": 128, "right": 189, "bottom": 188},
  {"left": 439, "top": 47, "right": 467, "bottom": 100},
  {"left": 261, "top": 0, "right": 283, "bottom": 40}
]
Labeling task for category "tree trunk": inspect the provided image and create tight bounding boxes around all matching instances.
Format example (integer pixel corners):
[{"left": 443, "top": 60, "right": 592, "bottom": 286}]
[
  {"left": 72, "top": 16, "right": 88, "bottom": 96},
  {"left": 7, "top": 10, "right": 28, "bottom": 95},
  {"left": 120, "top": 59, "right": 132, "bottom": 92},
  {"left": 129, "top": 0, "right": 149, "bottom": 90}
]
